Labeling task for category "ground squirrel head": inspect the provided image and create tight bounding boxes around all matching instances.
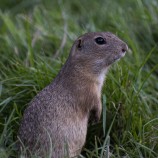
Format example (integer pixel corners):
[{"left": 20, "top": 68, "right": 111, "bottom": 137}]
[{"left": 69, "top": 32, "right": 128, "bottom": 75}]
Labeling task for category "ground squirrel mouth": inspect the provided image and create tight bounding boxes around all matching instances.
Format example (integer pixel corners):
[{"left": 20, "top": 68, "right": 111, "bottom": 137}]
[{"left": 114, "top": 51, "right": 126, "bottom": 62}]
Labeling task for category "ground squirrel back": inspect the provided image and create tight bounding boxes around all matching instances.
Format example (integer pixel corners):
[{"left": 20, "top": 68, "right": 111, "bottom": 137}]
[{"left": 18, "top": 32, "right": 128, "bottom": 158}]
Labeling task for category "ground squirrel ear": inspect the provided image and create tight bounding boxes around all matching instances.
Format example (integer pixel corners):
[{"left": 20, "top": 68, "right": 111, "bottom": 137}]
[
  {"left": 70, "top": 39, "right": 83, "bottom": 57},
  {"left": 77, "top": 39, "right": 82, "bottom": 50}
]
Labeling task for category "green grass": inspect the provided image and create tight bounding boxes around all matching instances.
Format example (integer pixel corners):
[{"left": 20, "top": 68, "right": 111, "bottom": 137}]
[{"left": 0, "top": 0, "right": 158, "bottom": 157}]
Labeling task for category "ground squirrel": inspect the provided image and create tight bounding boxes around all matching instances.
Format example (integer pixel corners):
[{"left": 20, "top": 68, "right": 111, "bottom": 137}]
[{"left": 18, "top": 32, "right": 128, "bottom": 158}]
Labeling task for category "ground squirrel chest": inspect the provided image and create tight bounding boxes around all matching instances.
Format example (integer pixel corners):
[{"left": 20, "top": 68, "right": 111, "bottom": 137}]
[{"left": 18, "top": 32, "right": 128, "bottom": 158}]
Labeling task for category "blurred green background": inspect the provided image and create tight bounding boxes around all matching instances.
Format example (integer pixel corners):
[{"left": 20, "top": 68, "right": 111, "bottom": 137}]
[{"left": 0, "top": 0, "right": 158, "bottom": 157}]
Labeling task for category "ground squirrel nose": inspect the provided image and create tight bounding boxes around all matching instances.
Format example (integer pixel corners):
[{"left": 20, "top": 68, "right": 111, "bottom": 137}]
[{"left": 122, "top": 43, "right": 128, "bottom": 53}]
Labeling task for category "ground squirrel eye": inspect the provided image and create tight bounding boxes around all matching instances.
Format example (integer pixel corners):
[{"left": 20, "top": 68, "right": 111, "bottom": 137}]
[{"left": 95, "top": 37, "right": 106, "bottom": 45}]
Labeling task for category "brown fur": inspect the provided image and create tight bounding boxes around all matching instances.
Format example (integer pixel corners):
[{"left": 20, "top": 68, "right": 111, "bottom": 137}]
[{"left": 17, "top": 32, "right": 128, "bottom": 157}]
